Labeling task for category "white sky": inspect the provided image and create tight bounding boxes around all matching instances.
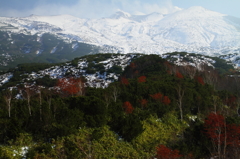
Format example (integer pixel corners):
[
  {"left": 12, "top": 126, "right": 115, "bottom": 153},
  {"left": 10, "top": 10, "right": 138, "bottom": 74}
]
[{"left": 0, "top": 0, "right": 239, "bottom": 18}]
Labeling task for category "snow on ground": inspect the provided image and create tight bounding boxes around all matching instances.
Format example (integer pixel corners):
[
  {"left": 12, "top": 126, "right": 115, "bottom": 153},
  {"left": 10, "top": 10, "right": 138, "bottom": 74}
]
[
  {"left": 21, "top": 54, "right": 136, "bottom": 88},
  {"left": 162, "top": 53, "right": 216, "bottom": 68},
  {"left": 0, "top": 53, "right": 236, "bottom": 88},
  {"left": 0, "top": 73, "right": 13, "bottom": 86},
  {"left": 72, "top": 43, "right": 79, "bottom": 51},
  {"left": 50, "top": 46, "right": 57, "bottom": 54},
  {"left": 30, "top": 54, "right": 222, "bottom": 87},
  {"left": 36, "top": 49, "right": 43, "bottom": 55},
  {"left": 219, "top": 53, "right": 240, "bottom": 68},
  {"left": 13, "top": 146, "right": 29, "bottom": 159}
]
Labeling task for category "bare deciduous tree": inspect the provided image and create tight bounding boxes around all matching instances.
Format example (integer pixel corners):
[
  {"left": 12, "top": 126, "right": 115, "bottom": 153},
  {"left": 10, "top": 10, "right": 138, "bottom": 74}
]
[
  {"left": 111, "top": 84, "right": 119, "bottom": 102},
  {"left": 203, "top": 69, "right": 219, "bottom": 90},
  {"left": 36, "top": 86, "right": 42, "bottom": 121},
  {"left": 23, "top": 84, "right": 33, "bottom": 116},
  {"left": 76, "top": 78, "right": 85, "bottom": 96},
  {"left": 3, "top": 89, "right": 12, "bottom": 118},
  {"left": 176, "top": 84, "right": 185, "bottom": 121},
  {"left": 182, "top": 65, "right": 197, "bottom": 79}
]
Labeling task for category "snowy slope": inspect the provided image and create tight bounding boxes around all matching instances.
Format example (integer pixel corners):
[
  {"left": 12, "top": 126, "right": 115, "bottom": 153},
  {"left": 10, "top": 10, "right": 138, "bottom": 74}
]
[
  {"left": 219, "top": 53, "right": 240, "bottom": 67},
  {"left": 0, "top": 53, "right": 236, "bottom": 89},
  {"left": 0, "top": 53, "right": 232, "bottom": 88},
  {"left": 1, "top": 6, "right": 240, "bottom": 56}
]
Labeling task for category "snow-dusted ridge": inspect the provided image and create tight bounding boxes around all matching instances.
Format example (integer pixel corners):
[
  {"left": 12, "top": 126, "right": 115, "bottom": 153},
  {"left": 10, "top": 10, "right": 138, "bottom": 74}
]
[
  {"left": 1, "top": 6, "right": 240, "bottom": 56},
  {"left": 21, "top": 54, "right": 138, "bottom": 88},
  {"left": 0, "top": 53, "right": 236, "bottom": 89},
  {"left": 163, "top": 53, "right": 216, "bottom": 68},
  {"left": 219, "top": 53, "right": 240, "bottom": 67}
]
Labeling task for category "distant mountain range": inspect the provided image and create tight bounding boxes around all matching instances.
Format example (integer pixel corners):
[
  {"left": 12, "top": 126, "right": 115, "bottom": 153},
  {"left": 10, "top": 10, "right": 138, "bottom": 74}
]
[{"left": 0, "top": 6, "right": 240, "bottom": 69}]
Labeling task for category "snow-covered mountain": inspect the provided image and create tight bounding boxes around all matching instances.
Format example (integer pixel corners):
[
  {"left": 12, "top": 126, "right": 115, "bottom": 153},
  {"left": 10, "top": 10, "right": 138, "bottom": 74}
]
[{"left": 1, "top": 6, "right": 240, "bottom": 56}]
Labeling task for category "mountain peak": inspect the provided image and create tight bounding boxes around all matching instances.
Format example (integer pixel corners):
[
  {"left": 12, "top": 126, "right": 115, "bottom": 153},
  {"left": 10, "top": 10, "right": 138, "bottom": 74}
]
[
  {"left": 187, "top": 6, "right": 207, "bottom": 11},
  {"left": 110, "top": 10, "right": 131, "bottom": 19},
  {"left": 130, "top": 12, "right": 165, "bottom": 22},
  {"left": 183, "top": 6, "right": 225, "bottom": 17},
  {"left": 28, "top": 14, "right": 39, "bottom": 17},
  {"left": 1, "top": 6, "right": 239, "bottom": 56}
]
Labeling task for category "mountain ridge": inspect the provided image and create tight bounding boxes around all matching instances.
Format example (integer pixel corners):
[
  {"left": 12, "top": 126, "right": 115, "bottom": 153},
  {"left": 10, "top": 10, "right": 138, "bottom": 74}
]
[
  {"left": 0, "top": 52, "right": 235, "bottom": 90},
  {"left": 1, "top": 6, "right": 240, "bottom": 56}
]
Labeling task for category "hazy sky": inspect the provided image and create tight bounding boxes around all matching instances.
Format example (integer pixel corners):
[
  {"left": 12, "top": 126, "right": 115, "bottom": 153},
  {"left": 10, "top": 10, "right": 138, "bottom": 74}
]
[{"left": 0, "top": 0, "right": 239, "bottom": 18}]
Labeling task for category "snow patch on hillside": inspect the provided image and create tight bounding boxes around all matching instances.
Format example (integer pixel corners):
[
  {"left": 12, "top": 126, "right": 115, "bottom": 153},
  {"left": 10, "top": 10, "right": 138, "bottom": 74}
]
[
  {"left": 72, "top": 43, "right": 79, "bottom": 51},
  {"left": 21, "top": 54, "right": 136, "bottom": 88},
  {"left": 50, "top": 46, "right": 57, "bottom": 54},
  {"left": 0, "top": 53, "right": 236, "bottom": 88},
  {"left": 220, "top": 53, "right": 240, "bottom": 68},
  {"left": 0, "top": 73, "right": 13, "bottom": 86}
]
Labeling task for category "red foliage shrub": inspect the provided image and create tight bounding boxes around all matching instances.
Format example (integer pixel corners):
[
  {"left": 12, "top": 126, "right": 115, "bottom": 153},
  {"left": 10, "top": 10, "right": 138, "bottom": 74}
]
[
  {"left": 195, "top": 76, "right": 205, "bottom": 85},
  {"left": 204, "top": 113, "right": 225, "bottom": 145},
  {"left": 156, "top": 145, "right": 182, "bottom": 159},
  {"left": 138, "top": 76, "right": 146, "bottom": 83},
  {"left": 130, "top": 62, "right": 136, "bottom": 68},
  {"left": 122, "top": 101, "right": 134, "bottom": 114},
  {"left": 140, "top": 99, "right": 148, "bottom": 107},
  {"left": 57, "top": 77, "right": 84, "bottom": 96},
  {"left": 186, "top": 153, "right": 194, "bottom": 159},
  {"left": 224, "top": 96, "right": 237, "bottom": 107},
  {"left": 162, "top": 96, "right": 171, "bottom": 105},
  {"left": 134, "top": 70, "right": 139, "bottom": 75},
  {"left": 150, "top": 93, "right": 163, "bottom": 101},
  {"left": 164, "top": 61, "right": 173, "bottom": 74},
  {"left": 121, "top": 77, "right": 129, "bottom": 85},
  {"left": 226, "top": 124, "right": 240, "bottom": 146},
  {"left": 176, "top": 72, "right": 184, "bottom": 79},
  {"left": 204, "top": 113, "right": 240, "bottom": 146}
]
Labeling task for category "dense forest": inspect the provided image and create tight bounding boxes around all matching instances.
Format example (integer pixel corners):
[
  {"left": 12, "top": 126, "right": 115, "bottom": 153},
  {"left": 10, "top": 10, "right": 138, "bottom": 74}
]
[{"left": 0, "top": 55, "right": 240, "bottom": 158}]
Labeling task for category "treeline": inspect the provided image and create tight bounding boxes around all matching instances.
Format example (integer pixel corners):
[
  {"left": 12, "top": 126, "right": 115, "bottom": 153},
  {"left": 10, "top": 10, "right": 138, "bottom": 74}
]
[{"left": 0, "top": 55, "right": 240, "bottom": 158}]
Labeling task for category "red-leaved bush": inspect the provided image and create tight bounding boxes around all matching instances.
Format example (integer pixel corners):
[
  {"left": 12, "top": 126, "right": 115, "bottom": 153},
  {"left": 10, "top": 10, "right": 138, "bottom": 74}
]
[
  {"left": 130, "top": 62, "right": 136, "bottom": 68},
  {"left": 195, "top": 76, "right": 205, "bottom": 85},
  {"left": 138, "top": 76, "right": 146, "bottom": 83},
  {"left": 176, "top": 72, "right": 184, "bottom": 79},
  {"left": 122, "top": 101, "right": 134, "bottom": 114},
  {"left": 162, "top": 96, "right": 171, "bottom": 105},
  {"left": 57, "top": 77, "right": 84, "bottom": 96},
  {"left": 224, "top": 96, "right": 237, "bottom": 107},
  {"left": 204, "top": 112, "right": 240, "bottom": 146},
  {"left": 204, "top": 113, "right": 226, "bottom": 145},
  {"left": 150, "top": 93, "right": 171, "bottom": 105},
  {"left": 156, "top": 145, "right": 182, "bottom": 159},
  {"left": 134, "top": 70, "right": 139, "bottom": 75},
  {"left": 140, "top": 99, "right": 148, "bottom": 107},
  {"left": 121, "top": 77, "right": 129, "bottom": 85},
  {"left": 150, "top": 93, "right": 163, "bottom": 101}
]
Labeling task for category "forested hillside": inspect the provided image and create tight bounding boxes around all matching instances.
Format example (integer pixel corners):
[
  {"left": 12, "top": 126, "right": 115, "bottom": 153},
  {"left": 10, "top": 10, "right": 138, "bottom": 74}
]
[
  {"left": 0, "top": 31, "right": 100, "bottom": 71},
  {"left": 0, "top": 55, "right": 240, "bottom": 158}
]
